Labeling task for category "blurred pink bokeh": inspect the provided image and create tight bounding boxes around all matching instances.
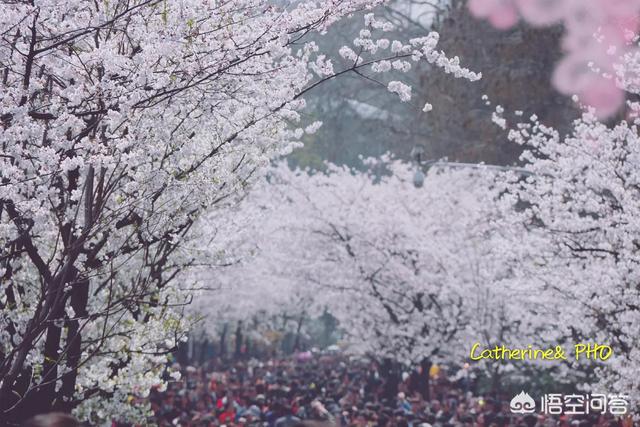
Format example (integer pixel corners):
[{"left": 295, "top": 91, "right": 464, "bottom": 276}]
[{"left": 468, "top": 0, "right": 640, "bottom": 118}]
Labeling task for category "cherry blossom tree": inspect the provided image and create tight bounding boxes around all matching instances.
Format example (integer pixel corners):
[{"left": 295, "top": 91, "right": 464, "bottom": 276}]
[
  {"left": 193, "top": 159, "right": 540, "bottom": 372},
  {"left": 0, "top": 0, "right": 480, "bottom": 423},
  {"left": 462, "top": 22, "right": 640, "bottom": 409},
  {"left": 187, "top": 167, "right": 333, "bottom": 353},
  {"left": 497, "top": 108, "right": 640, "bottom": 406},
  {"left": 461, "top": 0, "right": 640, "bottom": 407}
]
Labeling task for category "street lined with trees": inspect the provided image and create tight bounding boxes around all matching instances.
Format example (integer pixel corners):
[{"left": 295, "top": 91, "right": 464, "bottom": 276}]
[{"left": 2, "top": 0, "right": 640, "bottom": 424}]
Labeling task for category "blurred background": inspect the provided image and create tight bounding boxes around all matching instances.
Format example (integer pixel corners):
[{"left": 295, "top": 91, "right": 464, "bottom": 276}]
[{"left": 289, "top": 0, "right": 578, "bottom": 169}]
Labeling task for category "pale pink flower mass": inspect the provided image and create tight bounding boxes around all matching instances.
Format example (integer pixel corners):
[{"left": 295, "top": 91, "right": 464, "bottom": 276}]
[
  {"left": 468, "top": 0, "right": 519, "bottom": 29},
  {"left": 515, "top": 0, "right": 567, "bottom": 27},
  {"left": 580, "top": 75, "right": 625, "bottom": 119},
  {"left": 468, "top": 0, "right": 640, "bottom": 118}
]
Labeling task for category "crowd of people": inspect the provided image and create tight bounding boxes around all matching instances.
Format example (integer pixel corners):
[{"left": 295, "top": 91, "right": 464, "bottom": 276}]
[{"left": 139, "top": 353, "right": 632, "bottom": 427}]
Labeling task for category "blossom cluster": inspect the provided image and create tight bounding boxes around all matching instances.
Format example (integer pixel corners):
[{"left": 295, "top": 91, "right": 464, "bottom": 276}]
[
  {"left": 336, "top": 14, "right": 481, "bottom": 105},
  {"left": 0, "top": 0, "right": 479, "bottom": 422}
]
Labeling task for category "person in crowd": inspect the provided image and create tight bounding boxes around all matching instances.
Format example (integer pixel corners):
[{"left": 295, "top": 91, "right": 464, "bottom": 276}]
[{"left": 136, "top": 354, "right": 628, "bottom": 427}]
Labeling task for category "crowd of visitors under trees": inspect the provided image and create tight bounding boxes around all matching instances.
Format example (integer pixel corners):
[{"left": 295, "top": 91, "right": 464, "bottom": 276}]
[{"left": 130, "top": 352, "right": 632, "bottom": 427}]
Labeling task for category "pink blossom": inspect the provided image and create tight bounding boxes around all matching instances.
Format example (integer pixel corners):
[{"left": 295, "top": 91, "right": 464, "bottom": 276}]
[
  {"left": 579, "top": 76, "right": 624, "bottom": 118},
  {"left": 605, "top": 16, "right": 640, "bottom": 44},
  {"left": 515, "top": 0, "right": 567, "bottom": 27},
  {"left": 552, "top": 53, "right": 607, "bottom": 94},
  {"left": 468, "top": 0, "right": 519, "bottom": 29},
  {"left": 563, "top": 0, "right": 605, "bottom": 35},
  {"left": 552, "top": 52, "right": 623, "bottom": 118},
  {"left": 470, "top": 0, "right": 640, "bottom": 118},
  {"left": 598, "top": 22, "right": 631, "bottom": 49},
  {"left": 597, "top": 0, "right": 640, "bottom": 18}
]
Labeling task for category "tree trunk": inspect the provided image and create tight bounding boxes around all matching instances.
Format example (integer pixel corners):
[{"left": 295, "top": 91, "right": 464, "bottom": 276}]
[
  {"left": 234, "top": 321, "right": 243, "bottom": 358},
  {"left": 34, "top": 268, "right": 75, "bottom": 415},
  {"left": 293, "top": 314, "right": 304, "bottom": 352},
  {"left": 56, "top": 276, "right": 89, "bottom": 412},
  {"left": 199, "top": 339, "right": 209, "bottom": 365},
  {"left": 418, "top": 358, "right": 431, "bottom": 401},
  {"left": 491, "top": 363, "right": 502, "bottom": 394},
  {"left": 381, "top": 358, "right": 399, "bottom": 402},
  {"left": 219, "top": 322, "right": 228, "bottom": 359}
]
